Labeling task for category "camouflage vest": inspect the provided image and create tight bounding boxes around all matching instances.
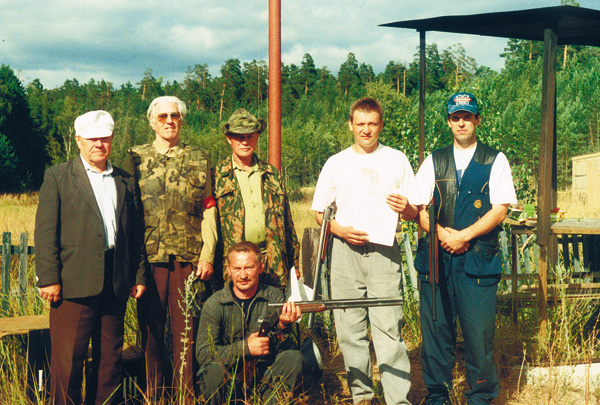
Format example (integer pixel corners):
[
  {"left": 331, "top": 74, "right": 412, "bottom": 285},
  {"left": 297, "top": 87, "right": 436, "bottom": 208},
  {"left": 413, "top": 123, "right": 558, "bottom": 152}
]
[
  {"left": 125, "top": 142, "right": 211, "bottom": 263},
  {"left": 212, "top": 156, "right": 299, "bottom": 288}
]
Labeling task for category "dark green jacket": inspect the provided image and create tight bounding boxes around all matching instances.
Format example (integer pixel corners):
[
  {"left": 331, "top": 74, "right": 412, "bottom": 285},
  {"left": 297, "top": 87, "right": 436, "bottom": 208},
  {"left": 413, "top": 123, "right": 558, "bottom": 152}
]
[{"left": 195, "top": 283, "right": 294, "bottom": 371}]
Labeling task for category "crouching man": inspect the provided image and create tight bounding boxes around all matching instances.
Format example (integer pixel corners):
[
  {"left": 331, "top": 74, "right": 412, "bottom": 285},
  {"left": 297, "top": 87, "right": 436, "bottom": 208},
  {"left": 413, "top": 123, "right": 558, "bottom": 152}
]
[{"left": 195, "top": 241, "right": 303, "bottom": 405}]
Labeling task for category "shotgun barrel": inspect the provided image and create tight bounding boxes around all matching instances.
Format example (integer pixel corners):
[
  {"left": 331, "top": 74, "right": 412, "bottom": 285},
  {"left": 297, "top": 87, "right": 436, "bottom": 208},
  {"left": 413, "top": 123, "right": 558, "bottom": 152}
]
[
  {"left": 428, "top": 200, "right": 438, "bottom": 322},
  {"left": 270, "top": 297, "right": 404, "bottom": 314}
]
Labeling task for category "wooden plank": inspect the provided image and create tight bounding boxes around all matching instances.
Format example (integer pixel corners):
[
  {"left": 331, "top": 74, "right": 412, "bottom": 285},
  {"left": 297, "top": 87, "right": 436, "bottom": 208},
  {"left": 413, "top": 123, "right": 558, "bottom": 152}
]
[
  {"left": 551, "top": 219, "right": 600, "bottom": 235},
  {"left": 301, "top": 227, "right": 319, "bottom": 289},
  {"left": 573, "top": 234, "right": 581, "bottom": 273},
  {"left": 500, "top": 230, "right": 510, "bottom": 274},
  {"left": 0, "top": 315, "right": 49, "bottom": 339},
  {"left": 560, "top": 235, "right": 571, "bottom": 270}
]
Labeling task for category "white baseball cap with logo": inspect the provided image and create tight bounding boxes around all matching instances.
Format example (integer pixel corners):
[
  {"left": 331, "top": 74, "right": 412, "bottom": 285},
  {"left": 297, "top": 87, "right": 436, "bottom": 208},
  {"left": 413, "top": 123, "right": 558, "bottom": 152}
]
[{"left": 74, "top": 110, "right": 114, "bottom": 139}]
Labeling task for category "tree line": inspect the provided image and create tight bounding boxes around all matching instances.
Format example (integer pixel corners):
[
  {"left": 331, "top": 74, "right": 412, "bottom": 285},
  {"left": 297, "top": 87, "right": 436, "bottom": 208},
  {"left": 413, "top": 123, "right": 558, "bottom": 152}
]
[{"left": 1, "top": 40, "right": 600, "bottom": 204}]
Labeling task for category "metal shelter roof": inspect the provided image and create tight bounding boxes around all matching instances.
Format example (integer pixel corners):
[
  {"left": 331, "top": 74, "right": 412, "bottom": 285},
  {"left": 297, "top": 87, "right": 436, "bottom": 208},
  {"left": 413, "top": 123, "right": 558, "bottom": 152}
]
[{"left": 381, "top": 6, "right": 600, "bottom": 46}]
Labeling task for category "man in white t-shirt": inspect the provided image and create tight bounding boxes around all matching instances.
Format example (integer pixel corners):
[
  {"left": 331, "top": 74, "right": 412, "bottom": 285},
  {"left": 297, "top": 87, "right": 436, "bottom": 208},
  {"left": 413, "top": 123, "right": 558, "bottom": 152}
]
[
  {"left": 414, "top": 92, "right": 517, "bottom": 405},
  {"left": 312, "top": 98, "right": 418, "bottom": 405}
]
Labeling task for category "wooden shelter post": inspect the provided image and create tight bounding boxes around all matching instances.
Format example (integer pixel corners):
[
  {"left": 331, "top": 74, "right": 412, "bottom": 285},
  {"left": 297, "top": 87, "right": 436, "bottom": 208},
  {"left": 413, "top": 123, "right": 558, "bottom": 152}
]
[
  {"left": 537, "top": 26, "right": 558, "bottom": 335},
  {"left": 418, "top": 30, "right": 426, "bottom": 167}
]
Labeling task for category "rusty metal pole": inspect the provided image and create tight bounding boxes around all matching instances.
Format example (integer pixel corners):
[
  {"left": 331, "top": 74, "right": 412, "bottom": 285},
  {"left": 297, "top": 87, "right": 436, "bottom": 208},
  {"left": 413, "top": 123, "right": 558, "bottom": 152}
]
[{"left": 268, "top": 0, "right": 282, "bottom": 171}]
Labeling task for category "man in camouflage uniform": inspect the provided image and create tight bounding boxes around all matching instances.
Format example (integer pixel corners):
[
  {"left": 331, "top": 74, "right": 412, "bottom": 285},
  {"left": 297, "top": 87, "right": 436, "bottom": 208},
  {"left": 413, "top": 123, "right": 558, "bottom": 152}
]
[
  {"left": 124, "top": 96, "right": 217, "bottom": 403},
  {"left": 213, "top": 108, "right": 299, "bottom": 291}
]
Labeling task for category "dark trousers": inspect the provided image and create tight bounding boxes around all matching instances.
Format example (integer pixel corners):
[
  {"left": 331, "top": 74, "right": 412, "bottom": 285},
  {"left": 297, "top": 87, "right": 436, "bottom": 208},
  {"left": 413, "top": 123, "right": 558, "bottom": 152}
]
[
  {"left": 49, "top": 254, "right": 126, "bottom": 405},
  {"left": 419, "top": 271, "right": 499, "bottom": 405},
  {"left": 137, "top": 261, "right": 197, "bottom": 403},
  {"left": 198, "top": 350, "right": 303, "bottom": 405}
]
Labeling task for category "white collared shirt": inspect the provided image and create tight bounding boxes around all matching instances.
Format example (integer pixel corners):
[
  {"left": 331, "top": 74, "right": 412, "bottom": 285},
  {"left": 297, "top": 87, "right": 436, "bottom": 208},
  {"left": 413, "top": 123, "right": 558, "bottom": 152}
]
[{"left": 80, "top": 156, "right": 117, "bottom": 250}]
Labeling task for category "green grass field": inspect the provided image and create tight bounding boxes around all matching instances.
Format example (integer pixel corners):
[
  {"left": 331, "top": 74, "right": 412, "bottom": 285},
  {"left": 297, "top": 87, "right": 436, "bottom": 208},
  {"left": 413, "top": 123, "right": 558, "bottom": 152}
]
[{"left": 1, "top": 191, "right": 599, "bottom": 404}]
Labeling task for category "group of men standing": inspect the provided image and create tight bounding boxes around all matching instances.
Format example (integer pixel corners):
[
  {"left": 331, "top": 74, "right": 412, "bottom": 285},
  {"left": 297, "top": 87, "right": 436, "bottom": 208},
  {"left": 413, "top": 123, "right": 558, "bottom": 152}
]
[{"left": 35, "top": 91, "right": 515, "bottom": 405}]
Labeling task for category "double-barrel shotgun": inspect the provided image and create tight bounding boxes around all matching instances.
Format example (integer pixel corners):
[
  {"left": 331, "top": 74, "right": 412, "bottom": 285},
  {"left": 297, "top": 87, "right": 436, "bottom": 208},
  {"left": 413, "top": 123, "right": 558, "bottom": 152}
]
[{"left": 269, "top": 297, "right": 404, "bottom": 314}]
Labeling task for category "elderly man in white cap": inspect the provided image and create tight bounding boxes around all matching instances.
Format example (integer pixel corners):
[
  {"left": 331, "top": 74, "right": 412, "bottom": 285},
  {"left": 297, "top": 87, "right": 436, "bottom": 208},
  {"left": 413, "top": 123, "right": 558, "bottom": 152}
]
[{"left": 35, "top": 110, "right": 148, "bottom": 405}]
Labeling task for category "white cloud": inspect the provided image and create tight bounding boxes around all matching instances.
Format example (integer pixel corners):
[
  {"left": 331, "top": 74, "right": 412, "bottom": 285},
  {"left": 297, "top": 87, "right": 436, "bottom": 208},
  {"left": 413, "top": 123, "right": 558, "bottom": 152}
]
[{"left": 1, "top": 0, "right": 597, "bottom": 88}]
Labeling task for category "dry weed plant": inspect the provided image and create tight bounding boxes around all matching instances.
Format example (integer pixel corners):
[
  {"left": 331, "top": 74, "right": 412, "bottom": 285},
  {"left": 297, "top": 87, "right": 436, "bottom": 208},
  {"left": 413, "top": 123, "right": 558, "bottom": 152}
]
[{"left": 505, "top": 262, "right": 600, "bottom": 405}]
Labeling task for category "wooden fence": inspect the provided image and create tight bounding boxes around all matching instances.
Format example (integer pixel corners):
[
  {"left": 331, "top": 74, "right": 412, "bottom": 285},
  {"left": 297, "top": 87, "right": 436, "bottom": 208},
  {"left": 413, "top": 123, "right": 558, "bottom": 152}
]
[{"left": 1, "top": 232, "right": 38, "bottom": 316}]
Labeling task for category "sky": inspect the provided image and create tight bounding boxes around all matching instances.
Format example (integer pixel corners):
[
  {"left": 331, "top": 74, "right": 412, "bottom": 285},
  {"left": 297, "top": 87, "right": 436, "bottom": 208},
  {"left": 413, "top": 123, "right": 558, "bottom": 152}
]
[{"left": 1, "top": 0, "right": 598, "bottom": 89}]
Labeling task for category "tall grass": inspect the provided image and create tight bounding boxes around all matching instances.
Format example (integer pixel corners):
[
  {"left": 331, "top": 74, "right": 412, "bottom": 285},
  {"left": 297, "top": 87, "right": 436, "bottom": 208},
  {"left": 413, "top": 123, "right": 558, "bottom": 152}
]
[
  {"left": 2, "top": 191, "right": 600, "bottom": 404},
  {"left": 0, "top": 193, "right": 38, "bottom": 239}
]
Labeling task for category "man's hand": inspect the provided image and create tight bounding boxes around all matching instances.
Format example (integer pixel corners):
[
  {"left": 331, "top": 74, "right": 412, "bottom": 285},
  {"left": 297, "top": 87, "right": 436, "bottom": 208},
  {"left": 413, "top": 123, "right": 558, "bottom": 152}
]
[
  {"left": 39, "top": 283, "right": 61, "bottom": 303},
  {"left": 278, "top": 301, "right": 302, "bottom": 329},
  {"left": 387, "top": 193, "right": 418, "bottom": 221},
  {"left": 339, "top": 226, "right": 369, "bottom": 246},
  {"left": 439, "top": 227, "right": 469, "bottom": 254},
  {"left": 316, "top": 211, "right": 368, "bottom": 246},
  {"left": 130, "top": 284, "right": 147, "bottom": 298},
  {"left": 330, "top": 220, "right": 369, "bottom": 246},
  {"left": 386, "top": 193, "right": 410, "bottom": 213},
  {"left": 196, "top": 260, "right": 214, "bottom": 281},
  {"left": 247, "top": 332, "right": 270, "bottom": 356}
]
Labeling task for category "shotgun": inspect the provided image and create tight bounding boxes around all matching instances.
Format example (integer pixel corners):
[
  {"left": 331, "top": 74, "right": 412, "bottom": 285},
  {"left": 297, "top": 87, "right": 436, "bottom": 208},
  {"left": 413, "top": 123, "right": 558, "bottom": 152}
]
[
  {"left": 238, "top": 320, "right": 271, "bottom": 385},
  {"left": 270, "top": 297, "right": 404, "bottom": 314},
  {"left": 306, "top": 202, "right": 335, "bottom": 328},
  {"left": 428, "top": 199, "right": 439, "bottom": 322}
]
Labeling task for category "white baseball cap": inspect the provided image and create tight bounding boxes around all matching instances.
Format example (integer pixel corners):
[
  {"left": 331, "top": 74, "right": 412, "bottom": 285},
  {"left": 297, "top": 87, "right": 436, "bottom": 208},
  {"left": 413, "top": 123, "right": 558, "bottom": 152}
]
[{"left": 74, "top": 110, "right": 114, "bottom": 139}]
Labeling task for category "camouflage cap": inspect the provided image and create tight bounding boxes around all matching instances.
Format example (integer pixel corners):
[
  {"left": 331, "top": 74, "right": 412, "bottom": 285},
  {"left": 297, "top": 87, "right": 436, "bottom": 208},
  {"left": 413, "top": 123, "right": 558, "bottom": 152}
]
[{"left": 223, "top": 108, "right": 266, "bottom": 136}]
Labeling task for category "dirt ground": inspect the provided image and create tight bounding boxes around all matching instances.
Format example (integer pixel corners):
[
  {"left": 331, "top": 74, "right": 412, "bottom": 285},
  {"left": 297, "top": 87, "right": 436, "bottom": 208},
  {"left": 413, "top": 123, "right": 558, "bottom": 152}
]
[{"left": 300, "top": 337, "right": 523, "bottom": 405}]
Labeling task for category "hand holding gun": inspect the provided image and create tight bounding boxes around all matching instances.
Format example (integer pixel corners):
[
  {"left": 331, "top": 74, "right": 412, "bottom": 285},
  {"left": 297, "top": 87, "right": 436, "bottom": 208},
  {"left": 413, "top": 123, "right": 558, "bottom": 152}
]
[{"left": 241, "top": 320, "right": 271, "bottom": 385}]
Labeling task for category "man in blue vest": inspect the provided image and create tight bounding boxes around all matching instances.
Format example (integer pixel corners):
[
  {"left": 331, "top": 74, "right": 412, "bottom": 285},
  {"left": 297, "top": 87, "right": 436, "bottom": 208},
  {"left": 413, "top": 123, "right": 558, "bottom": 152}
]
[{"left": 414, "top": 92, "right": 517, "bottom": 405}]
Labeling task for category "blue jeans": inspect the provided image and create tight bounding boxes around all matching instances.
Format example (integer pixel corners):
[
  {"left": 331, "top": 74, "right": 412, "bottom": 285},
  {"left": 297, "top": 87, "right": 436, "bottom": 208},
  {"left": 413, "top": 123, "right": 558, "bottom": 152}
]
[{"left": 331, "top": 237, "right": 411, "bottom": 405}]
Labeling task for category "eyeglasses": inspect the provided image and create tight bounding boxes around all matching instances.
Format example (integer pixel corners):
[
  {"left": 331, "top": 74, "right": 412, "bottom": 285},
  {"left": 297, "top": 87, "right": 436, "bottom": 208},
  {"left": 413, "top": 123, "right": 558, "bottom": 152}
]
[{"left": 155, "top": 112, "right": 182, "bottom": 124}]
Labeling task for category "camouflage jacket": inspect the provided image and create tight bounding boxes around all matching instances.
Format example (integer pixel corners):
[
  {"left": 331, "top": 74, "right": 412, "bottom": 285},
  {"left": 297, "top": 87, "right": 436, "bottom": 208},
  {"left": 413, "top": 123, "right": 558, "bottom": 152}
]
[
  {"left": 124, "top": 142, "right": 215, "bottom": 264},
  {"left": 213, "top": 155, "right": 299, "bottom": 288}
]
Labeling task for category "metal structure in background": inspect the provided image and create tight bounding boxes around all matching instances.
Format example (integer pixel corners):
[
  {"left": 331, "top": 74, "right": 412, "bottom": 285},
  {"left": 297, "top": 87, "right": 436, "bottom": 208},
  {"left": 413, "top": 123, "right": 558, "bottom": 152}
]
[
  {"left": 268, "top": 0, "right": 282, "bottom": 171},
  {"left": 381, "top": 4, "right": 600, "bottom": 333}
]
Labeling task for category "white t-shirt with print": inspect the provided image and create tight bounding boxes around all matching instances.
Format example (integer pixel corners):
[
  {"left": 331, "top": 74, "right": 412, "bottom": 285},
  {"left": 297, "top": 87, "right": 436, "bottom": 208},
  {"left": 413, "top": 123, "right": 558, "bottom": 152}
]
[{"left": 312, "top": 144, "right": 418, "bottom": 245}]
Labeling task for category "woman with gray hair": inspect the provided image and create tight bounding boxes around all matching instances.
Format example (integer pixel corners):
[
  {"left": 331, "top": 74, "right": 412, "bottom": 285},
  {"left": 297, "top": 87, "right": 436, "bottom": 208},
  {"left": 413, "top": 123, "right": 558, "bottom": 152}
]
[{"left": 124, "top": 95, "right": 217, "bottom": 403}]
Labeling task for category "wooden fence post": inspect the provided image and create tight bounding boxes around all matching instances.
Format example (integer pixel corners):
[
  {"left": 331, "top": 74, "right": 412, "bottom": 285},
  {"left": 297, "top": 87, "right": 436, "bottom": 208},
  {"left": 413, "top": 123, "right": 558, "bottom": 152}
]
[
  {"left": 2, "top": 232, "right": 11, "bottom": 315},
  {"left": 1, "top": 232, "right": 36, "bottom": 316},
  {"left": 18, "top": 233, "right": 31, "bottom": 315}
]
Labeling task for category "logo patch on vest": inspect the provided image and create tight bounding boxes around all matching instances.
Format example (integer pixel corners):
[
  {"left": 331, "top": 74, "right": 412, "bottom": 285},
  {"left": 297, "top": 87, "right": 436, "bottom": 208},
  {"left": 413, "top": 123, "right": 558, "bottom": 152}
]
[{"left": 474, "top": 199, "right": 482, "bottom": 209}]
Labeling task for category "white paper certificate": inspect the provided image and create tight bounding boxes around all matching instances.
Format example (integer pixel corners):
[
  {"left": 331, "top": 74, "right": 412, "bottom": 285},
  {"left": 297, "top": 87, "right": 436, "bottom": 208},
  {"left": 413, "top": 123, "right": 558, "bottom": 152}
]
[{"left": 348, "top": 187, "right": 400, "bottom": 246}]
